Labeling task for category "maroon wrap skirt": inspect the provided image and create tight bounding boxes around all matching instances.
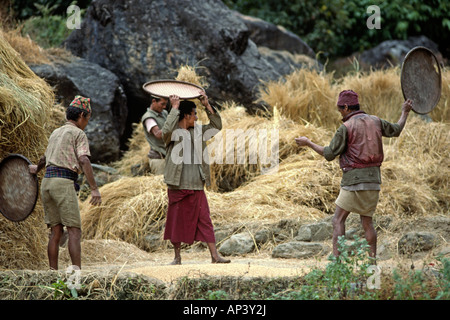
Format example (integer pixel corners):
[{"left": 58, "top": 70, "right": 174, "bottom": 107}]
[{"left": 164, "top": 189, "right": 216, "bottom": 244}]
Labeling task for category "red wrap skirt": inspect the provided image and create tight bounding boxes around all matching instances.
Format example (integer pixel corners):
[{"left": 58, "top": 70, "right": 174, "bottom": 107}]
[{"left": 164, "top": 189, "right": 216, "bottom": 244}]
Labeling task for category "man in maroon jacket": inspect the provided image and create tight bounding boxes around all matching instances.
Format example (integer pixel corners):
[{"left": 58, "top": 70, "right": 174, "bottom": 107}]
[{"left": 295, "top": 90, "right": 413, "bottom": 259}]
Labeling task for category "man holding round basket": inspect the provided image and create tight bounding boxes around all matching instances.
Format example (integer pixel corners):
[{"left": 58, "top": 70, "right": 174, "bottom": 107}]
[
  {"left": 30, "top": 96, "right": 101, "bottom": 270},
  {"left": 295, "top": 90, "right": 413, "bottom": 259}
]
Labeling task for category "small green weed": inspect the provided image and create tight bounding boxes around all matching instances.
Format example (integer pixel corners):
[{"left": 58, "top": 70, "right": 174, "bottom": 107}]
[{"left": 46, "top": 279, "right": 79, "bottom": 300}]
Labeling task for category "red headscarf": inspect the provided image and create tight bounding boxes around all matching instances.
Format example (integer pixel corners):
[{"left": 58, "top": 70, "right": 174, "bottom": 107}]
[{"left": 337, "top": 90, "right": 359, "bottom": 106}]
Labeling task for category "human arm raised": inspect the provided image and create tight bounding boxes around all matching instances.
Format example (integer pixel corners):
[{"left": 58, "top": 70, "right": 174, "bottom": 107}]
[
  {"left": 162, "top": 95, "right": 181, "bottom": 146},
  {"left": 397, "top": 99, "right": 413, "bottom": 131}
]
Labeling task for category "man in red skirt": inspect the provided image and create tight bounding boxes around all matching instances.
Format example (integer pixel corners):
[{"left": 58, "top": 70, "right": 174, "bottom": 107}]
[{"left": 162, "top": 91, "right": 230, "bottom": 265}]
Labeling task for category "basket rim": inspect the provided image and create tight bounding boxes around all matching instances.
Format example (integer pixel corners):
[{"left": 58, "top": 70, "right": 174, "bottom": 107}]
[{"left": 142, "top": 79, "right": 204, "bottom": 99}]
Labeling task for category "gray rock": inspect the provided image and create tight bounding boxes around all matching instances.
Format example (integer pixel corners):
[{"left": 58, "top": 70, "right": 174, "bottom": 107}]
[
  {"left": 272, "top": 241, "right": 329, "bottom": 259},
  {"left": 358, "top": 36, "right": 443, "bottom": 69},
  {"left": 143, "top": 233, "right": 163, "bottom": 252},
  {"left": 31, "top": 56, "right": 128, "bottom": 162},
  {"left": 436, "top": 246, "right": 450, "bottom": 257},
  {"left": 218, "top": 232, "right": 255, "bottom": 256},
  {"left": 295, "top": 222, "right": 333, "bottom": 242},
  {"left": 398, "top": 231, "right": 439, "bottom": 255},
  {"left": 233, "top": 11, "right": 316, "bottom": 57},
  {"left": 254, "top": 228, "right": 272, "bottom": 245},
  {"left": 64, "top": 0, "right": 318, "bottom": 118}
]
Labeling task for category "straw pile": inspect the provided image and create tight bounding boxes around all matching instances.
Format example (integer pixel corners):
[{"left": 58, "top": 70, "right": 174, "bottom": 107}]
[
  {"left": 80, "top": 176, "right": 168, "bottom": 250},
  {"left": 87, "top": 64, "right": 448, "bottom": 253},
  {"left": 0, "top": 31, "right": 63, "bottom": 269}
]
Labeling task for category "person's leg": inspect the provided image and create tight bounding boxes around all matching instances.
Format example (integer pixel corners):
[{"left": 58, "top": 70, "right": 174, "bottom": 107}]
[
  {"left": 67, "top": 227, "right": 82, "bottom": 269},
  {"left": 206, "top": 242, "right": 230, "bottom": 264},
  {"left": 332, "top": 205, "right": 350, "bottom": 257},
  {"left": 360, "top": 215, "right": 377, "bottom": 259},
  {"left": 171, "top": 242, "right": 182, "bottom": 265},
  {"left": 48, "top": 224, "right": 63, "bottom": 270}
]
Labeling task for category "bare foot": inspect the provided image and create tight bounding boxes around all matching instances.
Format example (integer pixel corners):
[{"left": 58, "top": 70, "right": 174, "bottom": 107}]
[
  {"left": 211, "top": 256, "right": 231, "bottom": 264},
  {"left": 170, "top": 257, "right": 181, "bottom": 265}
]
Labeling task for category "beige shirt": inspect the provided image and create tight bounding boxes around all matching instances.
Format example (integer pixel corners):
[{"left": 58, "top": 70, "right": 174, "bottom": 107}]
[{"left": 45, "top": 122, "right": 91, "bottom": 174}]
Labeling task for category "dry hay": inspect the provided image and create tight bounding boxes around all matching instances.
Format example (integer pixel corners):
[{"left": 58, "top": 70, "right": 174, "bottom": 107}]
[
  {"left": 104, "top": 65, "right": 449, "bottom": 254},
  {"left": 80, "top": 176, "right": 168, "bottom": 250},
  {"left": 258, "top": 68, "right": 339, "bottom": 128},
  {"left": 0, "top": 29, "right": 50, "bottom": 65},
  {"left": 379, "top": 117, "right": 450, "bottom": 215},
  {"left": 116, "top": 99, "right": 332, "bottom": 192},
  {"left": 0, "top": 31, "right": 63, "bottom": 270},
  {"left": 259, "top": 66, "right": 450, "bottom": 126}
]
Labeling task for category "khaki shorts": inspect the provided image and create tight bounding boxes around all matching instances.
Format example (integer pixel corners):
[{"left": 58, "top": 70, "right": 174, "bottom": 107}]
[
  {"left": 41, "top": 178, "right": 81, "bottom": 228},
  {"left": 335, "top": 189, "right": 380, "bottom": 217}
]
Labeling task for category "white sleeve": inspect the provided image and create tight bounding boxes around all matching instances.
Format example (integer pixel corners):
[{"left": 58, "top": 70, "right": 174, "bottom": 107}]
[{"left": 144, "top": 118, "right": 158, "bottom": 134}]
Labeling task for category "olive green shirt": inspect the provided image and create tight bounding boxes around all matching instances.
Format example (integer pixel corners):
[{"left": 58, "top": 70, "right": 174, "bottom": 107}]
[
  {"left": 141, "top": 108, "right": 168, "bottom": 156},
  {"left": 323, "top": 118, "right": 403, "bottom": 187},
  {"left": 162, "top": 106, "right": 222, "bottom": 190}
]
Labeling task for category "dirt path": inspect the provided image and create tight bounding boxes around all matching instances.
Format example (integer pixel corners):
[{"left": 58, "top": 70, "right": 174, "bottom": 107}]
[
  {"left": 126, "top": 252, "right": 323, "bottom": 283},
  {"left": 73, "top": 243, "right": 404, "bottom": 284}
]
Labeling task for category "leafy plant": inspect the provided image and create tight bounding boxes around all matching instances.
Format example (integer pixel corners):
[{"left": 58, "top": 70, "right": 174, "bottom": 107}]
[
  {"left": 271, "top": 235, "right": 378, "bottom": 300},
  {"left": 47, "top": 279, "right": 79, "bottom": 300},
  {"left": 224, "top": 0, "right": 450, "bottom": 61},
  {"left": 19, "top": 1, "right": 85, "bottom": 48},
  {"left": 206, "top": 290, "right": 229, "bottom": 300}
]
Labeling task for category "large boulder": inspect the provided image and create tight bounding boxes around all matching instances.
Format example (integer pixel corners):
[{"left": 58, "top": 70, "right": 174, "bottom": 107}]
[
  {"left": 357, "top": 36, "right": 443, "bottom": 69},
  {"left": 233, "top": 11, "right": 316, "bottom": 58},
  {"left": 63, "top": 0, "right": 317, "bottom": 125},
  {"left": 31, "top": 55, "right": 128, "bottom": 163},
  {"left": 218, "top": 232, "right": 255, "bottom": 256}
]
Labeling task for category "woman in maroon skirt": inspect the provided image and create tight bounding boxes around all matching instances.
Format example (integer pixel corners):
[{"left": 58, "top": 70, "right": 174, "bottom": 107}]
[{"left": 162, "top": 91, "right": 230, "bottom": 265}]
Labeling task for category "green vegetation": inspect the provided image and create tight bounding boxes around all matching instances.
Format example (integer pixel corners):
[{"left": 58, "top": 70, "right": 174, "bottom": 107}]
[
  {"left": 7, "top": 0, "right": 450, "bottom": 59},
  {"left": 20, "top": 3, "right": 75, "bottom": 48},
  {"left": 6, "top": 0, "right": 88, "bottom": 48},
  {"left": 224, "top": 0, "right": 450, "bottom": 60}
]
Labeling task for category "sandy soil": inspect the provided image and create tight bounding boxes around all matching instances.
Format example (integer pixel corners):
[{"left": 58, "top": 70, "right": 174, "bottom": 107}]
[{"left": 65, "top": 240, "right": 409, "bottom": 284}]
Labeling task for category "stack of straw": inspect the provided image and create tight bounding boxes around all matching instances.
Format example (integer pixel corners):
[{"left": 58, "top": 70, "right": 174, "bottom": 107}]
[
  {"left": 0, "top": 32, "right": 59, "bottom": 269},
  {"left": 89, "top": 64, "right": 448, "bottom": 253}
]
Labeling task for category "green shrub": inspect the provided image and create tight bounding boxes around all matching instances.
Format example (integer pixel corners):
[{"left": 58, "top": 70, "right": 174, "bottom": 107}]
[{"left": 224, "top": 0, "right": 450, "bottom": 60}]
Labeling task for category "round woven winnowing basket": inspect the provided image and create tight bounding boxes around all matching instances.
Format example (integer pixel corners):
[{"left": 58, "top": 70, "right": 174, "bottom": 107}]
[
  {"left": 143, "top": 80, "right": 204, "bottom": 99},
  {"left": 401, "top": 46, "right": 442, "bottom": 114},
  {"left": 0, "top": 154, "right": 39, "bottom": 222}
]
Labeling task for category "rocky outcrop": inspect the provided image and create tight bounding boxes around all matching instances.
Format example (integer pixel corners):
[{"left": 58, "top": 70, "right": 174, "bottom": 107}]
[
  {"left": 357, "top": 36, "right": 443, "bottom": 69},
  {"left": 63, "top": 0, "right": 318, "bottom": 124},
  {"left": 31, "top": 55, "right": 128, "bottom": 162},
  {"left": 272, "top": 241, "right": 329, "bottom": 259},
  {"left": 233, "top": 11, "right": 316, "bottom": 58}
]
